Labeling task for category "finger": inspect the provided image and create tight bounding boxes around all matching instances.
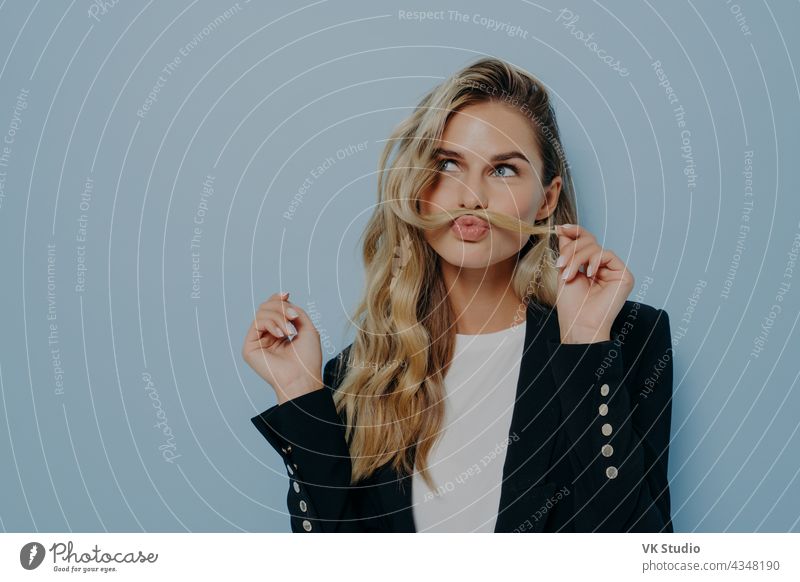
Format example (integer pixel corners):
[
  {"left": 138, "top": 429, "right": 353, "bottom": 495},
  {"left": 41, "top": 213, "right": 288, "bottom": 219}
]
[
  {"left": 278, "top": 302, "right": 315, "bottom": 333},
  {"left": 252, "top": 335, "right": 280, "bottom": 350},
  {"left": 556, "top": 236, "right": 595, "bottom": 272},
  {"left": 255, "top": 313, "right": 292, "bottom": 338},
  {"left": 244, "top": 318, "right": 264, "bottom": 344},
  {"left": 259, "top": 299, "right": 301, "bottom": 320},
  {"left": 560, "top": 242, "right": 601, "bottom": 282},
  {"left": 243, "top": 318, "right": 284, "bottom": 352},
  {"left": 555, "top": 225, "right": 595, "bottom": 260},
  {"left": 592, "top": 250, "right": 628, "bottom": 279},
  {"left": 574, "top": 244, "right": 606, "bottom": 279},
  {"left": 557, "top": 235, "right": 593, "bottom": 261},
  {"left": 266, "top": 290, "right": 290, "bottom": 301},
  {"left": 587, "top": 250, "right": 601, "bottom": 279},
  {"left": 586, "top": 248, "right": 615, "bottom": 279},
  {"left": 259, "top": 291, "right": 291, "bottom": 309},
  {"left": 243, "top": 325, "right": 279, "bottom": 353},
  {"left": 555, "top": 223, "right": 595, "bottom": 243},
  {"left": 257, "top": 307, "right": 299, "bottom": 337}
]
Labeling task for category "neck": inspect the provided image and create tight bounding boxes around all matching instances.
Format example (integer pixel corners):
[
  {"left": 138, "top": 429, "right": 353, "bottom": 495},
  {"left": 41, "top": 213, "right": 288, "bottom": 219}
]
[{"left": 440, "top": 256, "right": 526, "bottom": 335}]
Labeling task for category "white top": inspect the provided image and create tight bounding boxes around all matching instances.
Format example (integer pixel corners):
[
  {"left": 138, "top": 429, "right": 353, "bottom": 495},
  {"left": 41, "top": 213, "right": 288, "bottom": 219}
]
[{"left": 411, "top": 322, "right": 526, "bottom": 532}]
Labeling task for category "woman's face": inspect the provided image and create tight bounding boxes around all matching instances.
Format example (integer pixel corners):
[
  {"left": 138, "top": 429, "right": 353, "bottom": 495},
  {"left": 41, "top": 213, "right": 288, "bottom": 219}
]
[{"left": 419, "top": 100, "right": 561, "bottom": 270}]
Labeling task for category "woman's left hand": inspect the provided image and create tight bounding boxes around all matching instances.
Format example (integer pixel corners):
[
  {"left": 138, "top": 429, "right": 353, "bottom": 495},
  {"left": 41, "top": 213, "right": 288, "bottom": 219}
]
[{"left": 554, "top": 224, "right": 635, "bottom": 344}]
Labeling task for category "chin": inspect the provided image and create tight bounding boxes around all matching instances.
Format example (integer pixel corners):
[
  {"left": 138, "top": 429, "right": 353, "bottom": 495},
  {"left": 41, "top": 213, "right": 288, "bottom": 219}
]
[{"left": 439, "top": 246, "right": 514, "bottom": 270}]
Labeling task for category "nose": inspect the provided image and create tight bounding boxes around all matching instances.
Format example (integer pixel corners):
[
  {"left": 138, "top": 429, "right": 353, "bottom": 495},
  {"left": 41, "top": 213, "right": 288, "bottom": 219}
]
[{"left": 457, "top": 171, "right": 488, "bottom": 211}]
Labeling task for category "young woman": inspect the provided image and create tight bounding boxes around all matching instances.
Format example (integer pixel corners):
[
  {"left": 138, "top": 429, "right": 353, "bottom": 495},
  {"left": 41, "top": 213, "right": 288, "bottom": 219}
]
[{"left": 243, "top": 57, "right": 674, "bottom": 533}]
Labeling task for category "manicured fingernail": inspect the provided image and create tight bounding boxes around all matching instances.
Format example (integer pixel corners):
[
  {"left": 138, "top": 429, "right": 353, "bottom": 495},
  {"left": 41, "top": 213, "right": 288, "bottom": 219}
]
[
  {"left": 286, "top": 307, "right": 299, "bottom": 318},
  {"left": 286, "top": 322, "right": 297, "bottom": 336},
  {"left": 274, "top": 326, "right": 284, "bottom": 337},
  {"left": 561, "top": 267, "right": 570, "bottom": 280},
  {"left": 555, "top": 255, "right": 566, "bottom": 268},
  {"left": 587, "top": 264, "right": 594, "bottom": 277},
  {"left": 280, "top": 291, "right": 290, "bottom": 297}
]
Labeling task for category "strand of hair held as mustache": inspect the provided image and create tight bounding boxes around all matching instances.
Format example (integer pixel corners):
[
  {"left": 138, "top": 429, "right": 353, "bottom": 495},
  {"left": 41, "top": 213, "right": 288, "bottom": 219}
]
[{"left": 406, "top": 206, "right": 559, "bottom": 238}]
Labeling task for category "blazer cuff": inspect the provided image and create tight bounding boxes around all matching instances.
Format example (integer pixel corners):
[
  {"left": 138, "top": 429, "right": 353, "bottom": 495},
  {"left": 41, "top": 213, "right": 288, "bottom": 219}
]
[
  {"left": 250, "top": 386, "right": 351, "bottom": 487},
  {"left": 546, "top": 338, "right": 625, "bottom": 406},
  {"left": 546, "top": 338, "right": 633, "bottom": 470}
]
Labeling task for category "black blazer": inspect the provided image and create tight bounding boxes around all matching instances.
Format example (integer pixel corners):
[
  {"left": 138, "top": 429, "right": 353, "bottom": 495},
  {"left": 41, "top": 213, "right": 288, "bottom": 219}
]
[{"left": 251, "top": 298, "right": 674, "bottom": 533}]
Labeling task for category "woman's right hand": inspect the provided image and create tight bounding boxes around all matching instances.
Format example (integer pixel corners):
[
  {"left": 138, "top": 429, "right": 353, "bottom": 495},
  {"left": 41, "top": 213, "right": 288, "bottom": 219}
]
[{"left": 242, "top": 291, "right": 324, "bottom": 405}]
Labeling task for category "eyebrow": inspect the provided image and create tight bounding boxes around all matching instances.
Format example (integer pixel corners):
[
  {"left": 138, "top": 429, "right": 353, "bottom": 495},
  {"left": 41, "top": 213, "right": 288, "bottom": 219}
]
[{"left": 432, "top": 148, "right": 531, "bottom": 165}]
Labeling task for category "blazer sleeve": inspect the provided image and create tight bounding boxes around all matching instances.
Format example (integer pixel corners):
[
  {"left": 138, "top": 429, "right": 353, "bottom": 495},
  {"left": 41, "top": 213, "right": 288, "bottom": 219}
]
[
  {"left": 546, "top": 307, "right": 674, "bottom": 532},
  {"left": 250, "top": 352, "right": 377, "bottom": 532}
]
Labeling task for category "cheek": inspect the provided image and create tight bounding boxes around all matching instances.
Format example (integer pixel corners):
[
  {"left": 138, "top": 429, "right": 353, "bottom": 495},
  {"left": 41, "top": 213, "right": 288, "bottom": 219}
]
[
  {"left": 510, "top": 188, "right": 543, "bottom": 221},
  {"left": 419, "top": 196, "right": 432, "bottom": 215},
  {"left": 492, "top": 187, "right": 536, "bottom": 221},
  {"left": 419, "top": 188, "right": 434, "bottom": 214},
  {"left": 419, "top": 183, "right": 445, "bottom": 215}
]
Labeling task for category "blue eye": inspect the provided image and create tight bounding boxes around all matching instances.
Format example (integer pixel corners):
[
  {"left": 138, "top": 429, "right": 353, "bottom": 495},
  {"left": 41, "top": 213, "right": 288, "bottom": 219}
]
[
  {"left": 493, "top": 164, "right": 518, "bottom": 177},
  {"left": 439, "top": 159, "right": 458, "bottom": 171}
]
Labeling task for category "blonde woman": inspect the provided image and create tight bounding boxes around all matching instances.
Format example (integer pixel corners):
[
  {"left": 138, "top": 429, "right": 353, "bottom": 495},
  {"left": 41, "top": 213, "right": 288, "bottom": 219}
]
[{"left": 243, "top": 57, "right": 674, "bottom": 533}]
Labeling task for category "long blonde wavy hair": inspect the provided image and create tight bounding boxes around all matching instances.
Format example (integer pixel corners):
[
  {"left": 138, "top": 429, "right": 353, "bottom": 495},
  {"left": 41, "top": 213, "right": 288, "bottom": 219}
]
[{"left": 332, "top": 56, "right": 579, "bottom": 490}]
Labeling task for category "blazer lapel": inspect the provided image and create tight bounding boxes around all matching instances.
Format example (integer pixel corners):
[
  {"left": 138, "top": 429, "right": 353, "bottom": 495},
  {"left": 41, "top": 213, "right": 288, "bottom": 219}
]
[
  {"left": 494, "top": 300, "right": 562, "bottom": 532},
  {"left": 373, "top": 299, "right": 563, "bottom": 533}
]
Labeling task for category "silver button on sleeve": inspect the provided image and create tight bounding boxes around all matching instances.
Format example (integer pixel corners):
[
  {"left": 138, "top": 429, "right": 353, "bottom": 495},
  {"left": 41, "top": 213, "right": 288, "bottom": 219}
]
[
  {"left": 292, "top": 480, "right": 300, "bottom": 493},
  {"left": 302, "top": 519, "right": 312, "bottom": 531},
  {"left": 299, "top": 500, "right": 307, "bottom": 512},
  {"left": 601, "top": 444, "right": 614, "bottom": 457},
  {"left": 598, "top": 403, "right": 608, "bottom": 416},
  {"left": 600, "top": 383, "right": 610, "bottom": 396},
  {"left": 606, "top": 466, "right": 618, "bottom": 479},
  {"left": 601, "top": 423, "right": 613, "bottom": 436}
]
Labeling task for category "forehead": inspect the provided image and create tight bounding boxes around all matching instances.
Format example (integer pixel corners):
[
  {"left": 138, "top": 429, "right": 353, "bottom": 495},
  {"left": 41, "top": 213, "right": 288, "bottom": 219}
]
[{"left": 439, "top": 100, "right": 540, "bottom": 163}]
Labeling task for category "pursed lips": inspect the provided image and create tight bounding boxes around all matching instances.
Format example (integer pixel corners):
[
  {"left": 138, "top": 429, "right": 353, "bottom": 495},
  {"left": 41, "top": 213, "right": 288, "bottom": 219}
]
[{"left": 451, "top": 215, "right": 490, "bottom": 229}]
